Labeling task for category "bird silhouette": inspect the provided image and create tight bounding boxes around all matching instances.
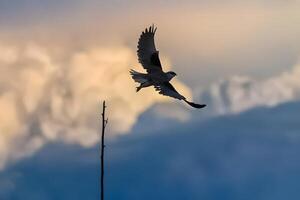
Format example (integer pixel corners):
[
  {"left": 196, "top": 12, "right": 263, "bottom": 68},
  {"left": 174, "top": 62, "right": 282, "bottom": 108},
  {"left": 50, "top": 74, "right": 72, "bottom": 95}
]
[{"left": 130, "top": 25, "right": 206, "bottom": 109}]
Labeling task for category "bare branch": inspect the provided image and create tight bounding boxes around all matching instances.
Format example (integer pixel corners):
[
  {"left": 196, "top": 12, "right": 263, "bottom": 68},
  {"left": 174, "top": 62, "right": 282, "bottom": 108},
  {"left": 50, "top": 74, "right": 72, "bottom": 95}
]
[{"left": 100, "top": 101, "right": 107, "bottom": 200}]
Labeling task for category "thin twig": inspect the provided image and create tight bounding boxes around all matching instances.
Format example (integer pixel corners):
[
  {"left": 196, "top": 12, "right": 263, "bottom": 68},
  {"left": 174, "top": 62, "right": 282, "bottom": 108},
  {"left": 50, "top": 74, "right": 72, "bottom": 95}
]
[{"left": 100, "top": 101, "right": 107, "bottom": 200}]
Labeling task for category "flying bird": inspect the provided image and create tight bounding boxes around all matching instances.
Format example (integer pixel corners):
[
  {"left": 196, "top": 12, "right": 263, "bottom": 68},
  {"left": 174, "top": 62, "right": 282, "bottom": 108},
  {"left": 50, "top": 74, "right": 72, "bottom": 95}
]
[{"left": 130, "top": 25, "right": 206, "bottom": 109}]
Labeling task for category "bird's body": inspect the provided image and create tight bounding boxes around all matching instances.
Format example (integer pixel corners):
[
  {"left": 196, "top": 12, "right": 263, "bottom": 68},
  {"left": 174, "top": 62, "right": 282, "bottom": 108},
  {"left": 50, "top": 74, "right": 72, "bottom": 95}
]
[
  {"left": 130, "top": 25, "right": 206, "bottom": 109},
  {"left": 130, "top": 69, "right": 176, "bottom": 91}
]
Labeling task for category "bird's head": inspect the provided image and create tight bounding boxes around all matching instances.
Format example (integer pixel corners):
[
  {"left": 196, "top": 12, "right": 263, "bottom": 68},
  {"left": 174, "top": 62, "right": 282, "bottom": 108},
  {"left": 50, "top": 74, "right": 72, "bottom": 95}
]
[{"left": 166, "top": 71, "right": 177, "bottom": 80}]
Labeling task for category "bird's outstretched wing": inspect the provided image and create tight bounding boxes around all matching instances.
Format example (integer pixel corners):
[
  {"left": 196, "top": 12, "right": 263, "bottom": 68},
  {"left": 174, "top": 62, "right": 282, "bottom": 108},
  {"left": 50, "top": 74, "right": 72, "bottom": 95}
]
[
  {"left": 154, "top": 82, "right": 206, "bottom": 109},
  {"left": 137, "top": 25, "right": 163, "bottom": 73}
]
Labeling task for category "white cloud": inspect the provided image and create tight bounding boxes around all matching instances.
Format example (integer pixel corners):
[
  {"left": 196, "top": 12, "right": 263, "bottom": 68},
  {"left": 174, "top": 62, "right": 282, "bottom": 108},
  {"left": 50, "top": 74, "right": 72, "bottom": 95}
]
[
  {"left": 1, "top": 0, "right": 300, "bottom": 170},
  {"left": 0, "top": 43, "right": 192, "bottom": 169},
  {"left": 201, "top": 61, "right": 300, "bottom": 114},
  {"left": 152, "top": 102, "right": 191, "bottom": 122}
]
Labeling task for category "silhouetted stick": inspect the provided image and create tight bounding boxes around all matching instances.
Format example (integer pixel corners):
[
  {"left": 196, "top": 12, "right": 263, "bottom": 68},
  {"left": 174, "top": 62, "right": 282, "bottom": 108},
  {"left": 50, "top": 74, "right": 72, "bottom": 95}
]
[{"left": 101, "top": 101, "right": 108, "bottom": 200}]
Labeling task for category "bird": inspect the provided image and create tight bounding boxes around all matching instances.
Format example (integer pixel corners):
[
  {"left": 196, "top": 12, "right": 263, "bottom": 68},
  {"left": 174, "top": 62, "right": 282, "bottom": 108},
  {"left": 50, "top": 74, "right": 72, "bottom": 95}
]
[{"left": 130, "top": 25, "right": 206, "bottom": 109}]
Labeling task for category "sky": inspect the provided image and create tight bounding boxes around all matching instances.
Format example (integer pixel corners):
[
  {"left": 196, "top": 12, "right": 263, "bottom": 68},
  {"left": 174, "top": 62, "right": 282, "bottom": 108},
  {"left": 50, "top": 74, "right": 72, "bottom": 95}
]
[
  {"left": 1, "top": 100, "right": 300, "bottom": 200},
  {"left": 0, "top": 0, "right": 300, "bottom": 199}
]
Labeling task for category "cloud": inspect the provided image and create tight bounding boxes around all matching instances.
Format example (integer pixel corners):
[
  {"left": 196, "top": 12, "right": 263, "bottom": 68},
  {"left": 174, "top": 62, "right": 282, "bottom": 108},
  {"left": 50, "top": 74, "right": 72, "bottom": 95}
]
[
  {"left": 201, "top": 61, "right": 300, "bottom": 114},
  {"left": 1, "top": 0, "right": 300, "bottom": 170},
  {"left": 0, "top": 43, "right": 192, "bottom": 169},
  {"left": 2, "top": 100, "right": 300, "bottom": 200},
  {"left": 152, "top": 102, "right": 191, "bottom": 122},
  {"left": 1, "top": 0, "right": 300, "bottom": 89}
]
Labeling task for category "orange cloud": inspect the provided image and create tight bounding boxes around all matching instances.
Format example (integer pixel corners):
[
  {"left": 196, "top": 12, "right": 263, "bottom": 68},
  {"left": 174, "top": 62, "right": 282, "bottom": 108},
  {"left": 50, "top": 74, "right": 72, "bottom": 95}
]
[{"left": 0, "top": 43, "right": 192, "bottom": 169}]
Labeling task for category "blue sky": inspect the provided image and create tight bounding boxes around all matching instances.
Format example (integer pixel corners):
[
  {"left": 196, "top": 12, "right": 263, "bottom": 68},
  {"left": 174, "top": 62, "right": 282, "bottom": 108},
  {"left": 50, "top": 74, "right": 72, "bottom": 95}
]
[
  {"left": 0, "top": 1, "right": 300, "bottom": 199},
  {"left": 1, "top": 100, "right": 300, "bottom": 199}
]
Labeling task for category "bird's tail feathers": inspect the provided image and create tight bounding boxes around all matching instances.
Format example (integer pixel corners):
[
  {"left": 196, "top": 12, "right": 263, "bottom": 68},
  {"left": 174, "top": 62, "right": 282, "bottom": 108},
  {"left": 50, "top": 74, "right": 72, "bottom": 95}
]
[
  {"left": 130, "top": 69, "right": 148, "bottom": 84},
  {"left": 183, "top": 99, "right": 206, "bottom": 109}
]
